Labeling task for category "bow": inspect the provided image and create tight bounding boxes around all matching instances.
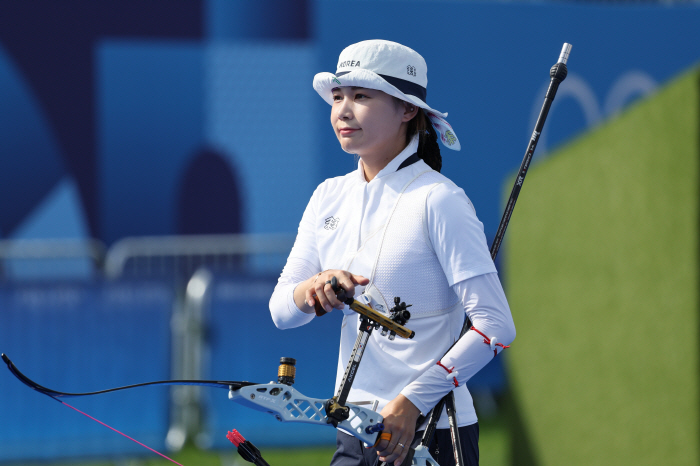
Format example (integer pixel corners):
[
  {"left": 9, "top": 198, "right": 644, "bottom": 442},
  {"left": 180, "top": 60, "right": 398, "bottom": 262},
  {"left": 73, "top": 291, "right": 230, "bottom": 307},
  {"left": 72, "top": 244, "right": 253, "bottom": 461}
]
[
  {"left": 2, "top": 353, "right": 385, "bottom": 463},
  {"left": 2, "top": 289, "right": 430, "bottom": 465},
  {"left": 2, "top": 353, "right": 255, "bottom": 397}
]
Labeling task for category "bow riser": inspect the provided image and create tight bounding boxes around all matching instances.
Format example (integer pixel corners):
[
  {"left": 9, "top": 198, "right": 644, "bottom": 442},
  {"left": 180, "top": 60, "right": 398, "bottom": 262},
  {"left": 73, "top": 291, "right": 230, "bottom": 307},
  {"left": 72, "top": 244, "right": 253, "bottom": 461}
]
[{"left": 229, "top": 383, "right": 382, "bottom": 446}]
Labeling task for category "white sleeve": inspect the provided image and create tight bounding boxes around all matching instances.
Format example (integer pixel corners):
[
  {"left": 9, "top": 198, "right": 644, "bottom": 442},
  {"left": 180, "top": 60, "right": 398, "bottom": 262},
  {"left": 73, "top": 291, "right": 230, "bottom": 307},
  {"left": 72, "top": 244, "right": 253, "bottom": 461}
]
[
  {"left": 426, "top": 182, "right": 496, "bottom": 285},
  {"left": 401, "top": 272, "right": 516, "bottom": 414},
  {"left": 269, "top": 256, "right": 317, "bottom": 329},
  {"left": 269, "top": 188, "right": 322, "bottom": 329}
]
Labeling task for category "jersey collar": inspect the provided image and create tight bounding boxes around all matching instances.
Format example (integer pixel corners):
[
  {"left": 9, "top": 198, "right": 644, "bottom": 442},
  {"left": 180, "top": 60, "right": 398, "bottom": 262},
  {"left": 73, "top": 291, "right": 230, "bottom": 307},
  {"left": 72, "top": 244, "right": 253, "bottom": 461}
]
[{"left": 358, "top": 135, "right": 420, "bottom": 182}]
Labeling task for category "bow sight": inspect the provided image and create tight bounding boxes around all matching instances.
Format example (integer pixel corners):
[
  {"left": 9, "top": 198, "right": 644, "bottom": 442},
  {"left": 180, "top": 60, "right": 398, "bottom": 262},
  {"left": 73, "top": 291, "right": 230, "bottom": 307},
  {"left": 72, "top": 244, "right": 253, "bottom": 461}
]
[{"left": 323, "top": 277, "right": 414, "bottom": 426}]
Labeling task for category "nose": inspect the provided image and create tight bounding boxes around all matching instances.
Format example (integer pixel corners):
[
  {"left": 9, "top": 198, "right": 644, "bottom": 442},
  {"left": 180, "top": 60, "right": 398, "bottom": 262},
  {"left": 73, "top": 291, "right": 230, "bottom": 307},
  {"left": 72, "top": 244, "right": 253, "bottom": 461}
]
[{"left": 335, "top": 96, "right": 353, "bottom": 121}]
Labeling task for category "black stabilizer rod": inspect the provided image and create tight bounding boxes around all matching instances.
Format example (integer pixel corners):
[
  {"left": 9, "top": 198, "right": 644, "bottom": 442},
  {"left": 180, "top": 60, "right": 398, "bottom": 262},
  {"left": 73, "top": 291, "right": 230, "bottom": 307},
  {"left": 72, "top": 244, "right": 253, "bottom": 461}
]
[
  {"left": 418, "top": 43, "right": 572, "bottom": 464},
  {"left": 489, "top": 42, "right": 571, "bottom": 261}
]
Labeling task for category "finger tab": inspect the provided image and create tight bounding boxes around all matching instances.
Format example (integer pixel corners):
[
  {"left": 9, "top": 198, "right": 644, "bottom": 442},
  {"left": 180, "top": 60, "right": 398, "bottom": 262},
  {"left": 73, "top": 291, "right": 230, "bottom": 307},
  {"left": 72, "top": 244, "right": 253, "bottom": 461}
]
[{"left": 372, "top": 432, "right": 391, "bottom": 448}]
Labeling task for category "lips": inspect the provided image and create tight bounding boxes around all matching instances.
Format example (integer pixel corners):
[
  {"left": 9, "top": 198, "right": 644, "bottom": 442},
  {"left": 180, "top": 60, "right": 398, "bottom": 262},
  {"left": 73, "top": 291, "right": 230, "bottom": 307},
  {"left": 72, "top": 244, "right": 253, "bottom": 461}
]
[{"left": 338, "top": 128, "right": 359, "bottom": 136}]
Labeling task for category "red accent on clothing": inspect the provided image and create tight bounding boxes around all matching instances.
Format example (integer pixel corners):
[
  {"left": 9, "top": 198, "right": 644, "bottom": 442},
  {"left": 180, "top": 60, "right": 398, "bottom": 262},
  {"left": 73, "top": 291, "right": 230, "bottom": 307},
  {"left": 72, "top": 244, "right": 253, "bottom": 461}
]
[
  {"left": 436, "top": 360, "right": 459, "bottom": 387},
  {"left": 470, "top": 326, "right": 510, "bottom": 356}
]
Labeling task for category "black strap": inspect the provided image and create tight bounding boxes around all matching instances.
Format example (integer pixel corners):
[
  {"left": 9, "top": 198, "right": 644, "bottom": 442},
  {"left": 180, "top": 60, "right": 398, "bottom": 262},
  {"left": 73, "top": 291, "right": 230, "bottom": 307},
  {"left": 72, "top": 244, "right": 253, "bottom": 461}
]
[
  {"left": 397, "top": 152, "right": 420, "bottom": 171},
  {"left": 335, "top": 72, "right": 427, "bottom": 101}
]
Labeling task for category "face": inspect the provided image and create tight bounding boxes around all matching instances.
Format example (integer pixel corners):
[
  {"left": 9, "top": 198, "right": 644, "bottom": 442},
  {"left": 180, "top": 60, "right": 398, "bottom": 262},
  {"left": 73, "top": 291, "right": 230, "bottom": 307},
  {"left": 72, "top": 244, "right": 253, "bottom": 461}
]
[{"left": 331, "top": 87, "right": 414, "bottom": 165}]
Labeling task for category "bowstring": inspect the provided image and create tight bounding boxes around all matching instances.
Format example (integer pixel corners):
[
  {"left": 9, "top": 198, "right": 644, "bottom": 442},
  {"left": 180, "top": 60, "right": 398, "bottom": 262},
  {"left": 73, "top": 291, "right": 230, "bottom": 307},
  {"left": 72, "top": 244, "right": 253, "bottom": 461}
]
[{"left": 53, "top": 396, "right": 184, "bottom": 466}]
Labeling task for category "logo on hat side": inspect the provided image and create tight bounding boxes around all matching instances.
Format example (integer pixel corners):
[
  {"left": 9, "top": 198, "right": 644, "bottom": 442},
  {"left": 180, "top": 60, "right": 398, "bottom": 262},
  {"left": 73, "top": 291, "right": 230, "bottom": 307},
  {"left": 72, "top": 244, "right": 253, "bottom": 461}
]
[
  {"left": 443, "top": 130, "right": 457, "bottom": 146},
  {"left": 338, "top": 60, "right": 361, "bottom": 68},
  {"left": 407, "top": 65, "right": 416, "bottom": 77}
]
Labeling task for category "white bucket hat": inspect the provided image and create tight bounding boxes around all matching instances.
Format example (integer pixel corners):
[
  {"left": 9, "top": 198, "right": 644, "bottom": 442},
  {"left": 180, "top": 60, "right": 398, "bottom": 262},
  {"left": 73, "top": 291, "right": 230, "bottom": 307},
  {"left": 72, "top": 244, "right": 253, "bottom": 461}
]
[{"left": 313, "top": 39, "right": 460, "bottom": 151}]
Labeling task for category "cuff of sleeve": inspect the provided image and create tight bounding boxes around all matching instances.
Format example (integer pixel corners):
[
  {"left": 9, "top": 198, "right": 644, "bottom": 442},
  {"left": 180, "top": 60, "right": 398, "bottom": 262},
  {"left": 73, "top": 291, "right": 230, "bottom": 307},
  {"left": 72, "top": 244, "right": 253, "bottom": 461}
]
[
  {"left": 399, "top": 391, "right": 430, "bottom": 417},
  {"left": 400, "top": 364, "right": 457, "bottom": 415},
  {"left": 448, "top": 263, "right": 498, "bottom": 287},
  {"left": 272, "top": 284, "right": 314, "bottom": 329},
  {"left": 288, "top": 285, "right": 313, "bottom": 318}
]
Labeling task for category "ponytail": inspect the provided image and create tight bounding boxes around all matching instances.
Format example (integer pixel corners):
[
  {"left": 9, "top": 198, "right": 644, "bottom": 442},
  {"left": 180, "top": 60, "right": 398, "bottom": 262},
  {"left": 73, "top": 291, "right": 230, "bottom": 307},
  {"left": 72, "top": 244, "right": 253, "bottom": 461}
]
[{"left": 406, "top": 109, "right": 442, "bottom": 172}]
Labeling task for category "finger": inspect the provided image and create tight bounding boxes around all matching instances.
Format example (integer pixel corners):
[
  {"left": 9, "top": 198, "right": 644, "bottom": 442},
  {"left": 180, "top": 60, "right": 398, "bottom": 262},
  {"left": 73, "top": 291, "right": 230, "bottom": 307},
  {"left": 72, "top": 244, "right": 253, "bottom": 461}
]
[
  {"left": 378, "top": 435, "right": 412, "bottom": 464},
  {"left": 372, "top": 431, "right": 391, "bottom": 450},
  {"left": 314, "top": 281, "right": 334, "bottom": 313},
  {"left": 336, "top": 278, "right": 355, "bottom": 304},
  {"left": 376, "top": 436, "right": 401, "bottom": 457},
  {"left": 377, "top": 441, "right": 397, "bottom": 460},
  {"left": 378, "top": 444, "right": 406, "bottom": 465},
  {"left": 305, "top": 272, "right": 327, "bottom": 307},
  {"left": 350, "top": 273, "right": 369, "bottom": 285},
  {"left": 338, "top": 273, "right": 368, "bottom": 301},
  {"left": 305, "top": 281, "right": 326, "bottom": 308},
  {"left": 394, "top": 442, "right": 411, "bottom": 466},
  {"left": 324, "top": 280, "right": 345, "bottom": 309},
  {"left": 305, "top": 286, "right": 316, "bottom": 307}
]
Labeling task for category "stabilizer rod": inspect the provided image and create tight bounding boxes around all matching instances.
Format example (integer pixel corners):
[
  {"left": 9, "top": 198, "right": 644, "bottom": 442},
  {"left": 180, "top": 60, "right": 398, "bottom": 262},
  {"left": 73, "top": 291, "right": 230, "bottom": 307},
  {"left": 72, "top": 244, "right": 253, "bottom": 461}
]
[{"left": 419, "top": 43, "right": 572, "bottom": 465}]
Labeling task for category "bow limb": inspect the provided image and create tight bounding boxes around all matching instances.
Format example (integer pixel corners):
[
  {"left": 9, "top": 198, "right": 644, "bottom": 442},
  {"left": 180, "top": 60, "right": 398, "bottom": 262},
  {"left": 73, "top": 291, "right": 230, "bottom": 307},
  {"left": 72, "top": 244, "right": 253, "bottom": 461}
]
[
  {"left": 2, "top": 353, "right": 257, "bottom": 398},
  {"left": 3, "top": 353, "right": 385, "bottom": 449}
]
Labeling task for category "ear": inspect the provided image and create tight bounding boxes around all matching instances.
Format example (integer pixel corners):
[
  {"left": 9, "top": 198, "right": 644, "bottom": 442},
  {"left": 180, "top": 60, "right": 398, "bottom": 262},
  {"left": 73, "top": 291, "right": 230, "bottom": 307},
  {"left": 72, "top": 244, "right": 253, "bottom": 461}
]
[{"left": 402, "top": 102, "right": 419, "bottom": 122}]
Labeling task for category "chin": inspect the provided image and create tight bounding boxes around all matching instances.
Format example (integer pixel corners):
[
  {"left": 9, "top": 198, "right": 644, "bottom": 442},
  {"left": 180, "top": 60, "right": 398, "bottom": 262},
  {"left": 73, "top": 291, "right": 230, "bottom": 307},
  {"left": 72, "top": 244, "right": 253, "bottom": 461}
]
[{"left": 338, "top": 141, "right": 358, "bottom": 155}]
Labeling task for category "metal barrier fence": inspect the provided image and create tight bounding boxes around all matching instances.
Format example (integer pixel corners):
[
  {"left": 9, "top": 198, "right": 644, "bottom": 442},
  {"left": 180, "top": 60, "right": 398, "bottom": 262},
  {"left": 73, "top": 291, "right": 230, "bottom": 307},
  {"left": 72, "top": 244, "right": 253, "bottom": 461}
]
[
  {"left": 0, "top": 238, "right": 106, "bottom": 280},
  {"left": 104, "top": 233, "right": 296, "bottom": 280},
  {"left": 0, "top": 233, "right": 296, "bottom": 282},
  {"left": 0, "top": 234, "right": 305, "bottom": 462}
]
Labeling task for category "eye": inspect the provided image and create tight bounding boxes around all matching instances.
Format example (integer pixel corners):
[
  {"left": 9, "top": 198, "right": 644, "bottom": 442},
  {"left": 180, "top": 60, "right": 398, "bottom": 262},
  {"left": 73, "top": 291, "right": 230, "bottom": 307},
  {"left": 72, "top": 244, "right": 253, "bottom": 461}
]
[
  {"left": 355, "top": 93, "right": 368, "bottom": 100},
  {"left": 332, "top": 94, "right": 342, "bottom": 102}
]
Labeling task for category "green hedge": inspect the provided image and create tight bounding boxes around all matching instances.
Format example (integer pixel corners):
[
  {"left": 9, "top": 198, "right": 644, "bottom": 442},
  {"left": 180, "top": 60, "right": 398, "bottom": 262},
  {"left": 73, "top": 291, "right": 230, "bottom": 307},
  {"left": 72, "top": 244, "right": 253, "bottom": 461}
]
[{"left": 506, "top": 67, "right": 699, "bottom": 465}]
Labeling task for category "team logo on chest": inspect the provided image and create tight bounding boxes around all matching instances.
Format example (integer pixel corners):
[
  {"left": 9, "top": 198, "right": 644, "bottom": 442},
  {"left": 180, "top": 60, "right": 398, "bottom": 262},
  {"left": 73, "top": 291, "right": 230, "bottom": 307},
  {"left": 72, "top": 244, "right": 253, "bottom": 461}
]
[{"left": 324, "top": 216, "right": 340, "bottom": 230}]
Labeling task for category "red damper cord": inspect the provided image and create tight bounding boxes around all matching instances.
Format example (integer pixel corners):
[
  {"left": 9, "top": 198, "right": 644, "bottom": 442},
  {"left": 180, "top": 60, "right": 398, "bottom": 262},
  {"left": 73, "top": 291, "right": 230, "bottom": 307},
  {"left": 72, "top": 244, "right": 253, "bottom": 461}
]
[
  {"left": 436, "top": 361, "right": 459, "bottom": 387},
  {"left": 470, "top": 326, "right": 511, "bottom": 356},
  {"left": 436, "top": 326, "right": 512, "bottom": 386}
]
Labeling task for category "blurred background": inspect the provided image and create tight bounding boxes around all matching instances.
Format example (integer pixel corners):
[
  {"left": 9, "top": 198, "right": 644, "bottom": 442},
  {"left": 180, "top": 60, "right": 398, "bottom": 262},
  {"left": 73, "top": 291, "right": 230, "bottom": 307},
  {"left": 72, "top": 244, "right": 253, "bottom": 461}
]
[{"left": 0, "top": 0, "right": 698, "bottom": 465}]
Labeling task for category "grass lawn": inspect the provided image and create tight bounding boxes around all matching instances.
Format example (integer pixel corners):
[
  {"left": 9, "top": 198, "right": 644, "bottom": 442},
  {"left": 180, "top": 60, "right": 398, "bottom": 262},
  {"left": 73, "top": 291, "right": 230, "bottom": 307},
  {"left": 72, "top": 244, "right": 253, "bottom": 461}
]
[{"left": 9, "top": 418, "right": 507, "bottom": 466}]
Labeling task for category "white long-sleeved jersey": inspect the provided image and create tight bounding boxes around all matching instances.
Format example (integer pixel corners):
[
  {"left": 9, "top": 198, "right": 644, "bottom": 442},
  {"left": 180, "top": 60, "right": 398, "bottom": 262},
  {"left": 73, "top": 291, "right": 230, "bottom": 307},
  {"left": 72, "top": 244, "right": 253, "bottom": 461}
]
[{"left": 269, "top": 139, "right": 515, "bottom": 429}]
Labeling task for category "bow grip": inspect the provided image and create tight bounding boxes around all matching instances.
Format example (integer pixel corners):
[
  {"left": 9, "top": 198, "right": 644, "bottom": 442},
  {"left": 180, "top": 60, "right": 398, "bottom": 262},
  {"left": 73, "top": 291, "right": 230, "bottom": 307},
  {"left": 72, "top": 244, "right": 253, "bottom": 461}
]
[{"left": 314, "top": 276, "right": 352, "bottom": 316}]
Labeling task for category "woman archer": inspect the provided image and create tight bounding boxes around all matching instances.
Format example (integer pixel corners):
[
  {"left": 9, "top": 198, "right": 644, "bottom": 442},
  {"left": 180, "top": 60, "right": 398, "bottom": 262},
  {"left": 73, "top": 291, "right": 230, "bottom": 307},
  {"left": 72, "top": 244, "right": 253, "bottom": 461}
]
[{"left": 270, "top": 39, "right": 515, "bottom": 466}]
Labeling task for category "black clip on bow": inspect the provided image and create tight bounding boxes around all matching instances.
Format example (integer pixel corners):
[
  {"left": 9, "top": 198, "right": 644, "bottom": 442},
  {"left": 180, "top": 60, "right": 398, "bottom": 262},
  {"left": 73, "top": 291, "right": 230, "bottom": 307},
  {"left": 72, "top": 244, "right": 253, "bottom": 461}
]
[{"left": 382, "top": 297, "right": 412, "bottom": 340}]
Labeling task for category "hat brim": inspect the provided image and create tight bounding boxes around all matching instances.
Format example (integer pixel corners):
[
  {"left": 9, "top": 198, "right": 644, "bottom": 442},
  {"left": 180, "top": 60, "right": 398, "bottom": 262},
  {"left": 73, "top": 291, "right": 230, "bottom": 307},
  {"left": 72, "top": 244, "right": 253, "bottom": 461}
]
[
  {"left": 313, "top": 69, "right": 461, "bottom": 151},
  {"left": 313, "top": 69, "right": 448, "bottom": 119}
]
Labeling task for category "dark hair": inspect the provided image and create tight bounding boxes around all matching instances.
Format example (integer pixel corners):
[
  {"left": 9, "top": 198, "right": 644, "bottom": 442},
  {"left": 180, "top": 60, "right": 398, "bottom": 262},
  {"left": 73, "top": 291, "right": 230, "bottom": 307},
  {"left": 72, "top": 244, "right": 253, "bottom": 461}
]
[{"left": 406, "top": 109, "right": 442, "bottom": 172}]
